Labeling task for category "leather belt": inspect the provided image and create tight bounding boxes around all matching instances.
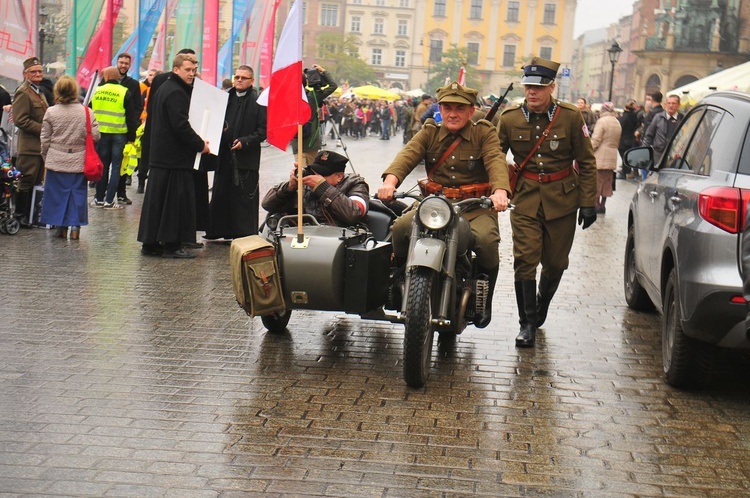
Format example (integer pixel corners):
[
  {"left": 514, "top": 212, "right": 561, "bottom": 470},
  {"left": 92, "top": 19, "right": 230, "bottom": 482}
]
[
  {"left": 418, "top": 179, "right": 492, "bottom": 200},
  {"left": 520, "top": 166, "right": 573, "bottom": 183}
]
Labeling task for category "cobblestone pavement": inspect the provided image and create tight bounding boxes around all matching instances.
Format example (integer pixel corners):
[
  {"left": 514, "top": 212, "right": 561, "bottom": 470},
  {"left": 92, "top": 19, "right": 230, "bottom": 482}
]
[{"left": 2, "top": 131, "right": 750, "bottom": 497}]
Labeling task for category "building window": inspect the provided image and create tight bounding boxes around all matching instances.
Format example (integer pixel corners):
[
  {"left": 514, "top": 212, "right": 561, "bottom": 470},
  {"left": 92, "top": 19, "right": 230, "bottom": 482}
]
[
  {"left": 467, "top": 42, "right": 479, "bottom": 65},
  {"left": 375, "top": 0, "right": 385, "bottom": 5},
  {"left": 502, "top": 45, "right": 516, "bottom": 67},
  {"left": 372, "top": 48, "right": 382, "bottom": 65},
  {"left": 429, "top": 39, "right": 443, "bottom": 62},
  {"left": 507, "top": 1, "right": 519, "bottom": 22},
  {"left": 351, "top": 0, "right": 362, "bottom": 3},
  {"left": 395, "top": 50, "right": 406, "bottom": 67},
  {"left": 321, "top": 4, "right": 338, "bottom": 26},
  {"left": 399, "top": 0, "right": 409, "bottom": 6},
  {"left": 398, "top": 20, "right": 408, "bottom": 36},
  {"left": 470, "top": 0, "right": 482, "bottom": 19},
  {"left": 374, "top": 18, "right": 384, "bottom": 34},
  {"left": 543, "top": 3, "right": 556, "bottom": 25},
  {"left": 434, "top": 0, "right": 446, "bottom": 17},
  {"left": 540, "top": 46, "right": 552, "bottom": 60},
  {"left": 351, "top": 16, "right": 361, "bottom": 32}
]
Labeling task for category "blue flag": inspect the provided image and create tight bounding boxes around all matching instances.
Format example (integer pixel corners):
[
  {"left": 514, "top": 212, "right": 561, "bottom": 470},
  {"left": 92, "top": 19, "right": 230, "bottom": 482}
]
[{"left": 217, "top": 0, "right": 256, "bottom": 81}]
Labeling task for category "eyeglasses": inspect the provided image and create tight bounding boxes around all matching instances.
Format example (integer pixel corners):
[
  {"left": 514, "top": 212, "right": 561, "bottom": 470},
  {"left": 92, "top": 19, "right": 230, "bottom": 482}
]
[
  {"left": 26, "top": 69, "right": 43, "bottom": 74},
  {"left": 233, "top": 75, "right": 253, "bottom": 81}
]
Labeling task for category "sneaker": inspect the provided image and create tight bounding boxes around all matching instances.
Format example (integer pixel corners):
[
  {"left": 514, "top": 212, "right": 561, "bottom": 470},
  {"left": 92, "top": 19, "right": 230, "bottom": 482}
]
[
  {"left": 117, "top": 196, "right": 133, "bottom": 205},
  {"left": 90, "top": 199, "right": 104, "bottom": 207},
  {"left": 103, "top": 201, "right": 123, "bottom": 210}
]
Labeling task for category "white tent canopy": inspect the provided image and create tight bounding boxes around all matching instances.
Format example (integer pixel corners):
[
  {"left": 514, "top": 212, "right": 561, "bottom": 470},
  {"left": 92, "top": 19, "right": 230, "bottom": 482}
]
[{"left": 668, "top": 62, "right": 750, "bottom": 105}]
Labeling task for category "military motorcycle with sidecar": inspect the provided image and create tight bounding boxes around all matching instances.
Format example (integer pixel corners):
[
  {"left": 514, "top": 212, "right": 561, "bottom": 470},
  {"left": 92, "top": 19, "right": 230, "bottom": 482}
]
[{"left": 234, "top": 192, "right": 500, "bottom": 388}]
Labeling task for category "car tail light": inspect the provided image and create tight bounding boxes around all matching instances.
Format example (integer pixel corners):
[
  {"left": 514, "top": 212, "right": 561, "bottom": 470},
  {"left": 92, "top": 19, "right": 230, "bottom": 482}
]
[{"left": 698, "top": 187, "right": 750, "bottom": 233}]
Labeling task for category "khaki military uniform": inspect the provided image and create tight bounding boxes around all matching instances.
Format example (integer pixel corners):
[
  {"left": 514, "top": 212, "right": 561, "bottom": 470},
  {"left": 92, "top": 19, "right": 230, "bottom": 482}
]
[
  {"left": 384, "top": 118, "right": 510, "bottom": 268},
  {"left": 498, "top": 99, "right": 597, "bottom": 281},
  {"left": 12, "top": 80, "right": 48, "bottom": 191}
]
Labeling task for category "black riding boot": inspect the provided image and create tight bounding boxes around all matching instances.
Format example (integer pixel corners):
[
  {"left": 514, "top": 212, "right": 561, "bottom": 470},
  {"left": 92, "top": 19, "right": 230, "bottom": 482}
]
[
  {"left": 515, "top": 280, "right": 538, "bottom": 347},
  {"left": 536, "top": 274, "right": 561, "bottom": 327},
  {"left": 474, "top": 266, "right": 498, "bottom": 329}
]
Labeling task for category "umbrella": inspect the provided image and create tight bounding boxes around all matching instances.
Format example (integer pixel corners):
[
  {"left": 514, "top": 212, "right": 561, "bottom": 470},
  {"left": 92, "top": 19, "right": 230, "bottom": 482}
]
[
  {"left": 349, "top": 85, "right": 401, "bottom": 101},
  {"left": 668, "top": 61, "right": 750, "bottom": 107},
  {"left": 404, "top": 88, "right": 425, "bottom": 97}
]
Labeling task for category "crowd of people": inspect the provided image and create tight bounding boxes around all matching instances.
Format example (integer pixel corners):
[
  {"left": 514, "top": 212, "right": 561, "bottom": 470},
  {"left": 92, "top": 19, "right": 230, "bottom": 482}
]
[{"left": 2, "top": 51, "right": 689, "bottom": 346}]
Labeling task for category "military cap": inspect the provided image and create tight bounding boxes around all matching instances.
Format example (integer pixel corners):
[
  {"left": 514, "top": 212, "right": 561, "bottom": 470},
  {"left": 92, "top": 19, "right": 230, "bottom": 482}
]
[
  {"left": 437, "top": 81, "right": 478, "bottom": 105},
  {"left": 520, "top": 56, "right": 560, "bottom": 86},
  {"left": 23, "top": 57, "right": 42, "bottom": 71},
  {"left": 308, "top": 150, "right": 348, "bottom": 176}
]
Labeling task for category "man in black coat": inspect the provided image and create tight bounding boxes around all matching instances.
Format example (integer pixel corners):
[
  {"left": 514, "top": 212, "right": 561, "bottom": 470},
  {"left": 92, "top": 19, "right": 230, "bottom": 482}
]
[
  {"left": 204, "top": 65, "right": 267, "bottom": 240},
  {"left": 137, "top": 53, "right": 209, "bottom": 259}
]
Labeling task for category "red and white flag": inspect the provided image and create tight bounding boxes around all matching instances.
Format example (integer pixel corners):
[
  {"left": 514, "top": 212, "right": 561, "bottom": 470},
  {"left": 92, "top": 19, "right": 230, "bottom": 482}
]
[
  {"left": 257, "top": 0, "right": 311, "bottom": 151},
  {"left": 458, "top": 66, "right": 466, "bottom": 86}
]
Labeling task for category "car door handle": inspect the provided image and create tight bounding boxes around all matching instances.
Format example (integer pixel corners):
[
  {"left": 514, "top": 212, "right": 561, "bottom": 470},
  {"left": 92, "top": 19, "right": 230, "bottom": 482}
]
[
  {"left": 649, "top": 191, "right": 659, "bottom": 199},
  {"left": 670, "top": 196, "right": 681, "bottom": 204}
]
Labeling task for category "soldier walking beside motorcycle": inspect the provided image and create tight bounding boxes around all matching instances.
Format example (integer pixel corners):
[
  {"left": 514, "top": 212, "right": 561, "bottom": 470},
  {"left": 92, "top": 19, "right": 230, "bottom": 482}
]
[
  {"left": 497, "top": 57, "right": 597, "bottom": 348},
  {"left": 378, "top": 82, "right": 510, "bottom": 328}
]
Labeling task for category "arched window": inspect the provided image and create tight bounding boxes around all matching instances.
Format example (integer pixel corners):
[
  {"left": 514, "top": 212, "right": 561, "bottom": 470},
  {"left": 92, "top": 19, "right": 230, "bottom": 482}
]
[{"left": 645, "top": 74, "right": 661, "bottom": 97}]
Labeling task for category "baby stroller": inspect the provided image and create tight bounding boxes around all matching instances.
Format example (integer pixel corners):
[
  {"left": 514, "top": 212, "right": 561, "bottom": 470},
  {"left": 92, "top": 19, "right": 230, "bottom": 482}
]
[{"left": 0, "top": 162, "right": 21, "bottom": 235}]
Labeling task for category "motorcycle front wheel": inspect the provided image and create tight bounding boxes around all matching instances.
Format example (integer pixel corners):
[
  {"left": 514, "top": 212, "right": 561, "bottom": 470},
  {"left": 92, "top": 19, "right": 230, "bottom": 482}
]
[{"left": 403, "top": 267, "right": 436, "bottom": 388}]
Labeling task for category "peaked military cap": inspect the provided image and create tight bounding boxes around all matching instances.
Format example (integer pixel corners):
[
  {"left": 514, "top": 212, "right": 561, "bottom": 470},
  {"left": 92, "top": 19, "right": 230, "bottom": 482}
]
[
  {"left": 23, "top": 57, "right": 41, "bottom": 71},
  {"left": 520, "top": 57, "right": 560, "bottom": 86},
  {"left": 308, "top": 150, "right": 348, "bottom": 176},
  {"left": 437, "top": 81, "right": 478, "bottom": 105}
]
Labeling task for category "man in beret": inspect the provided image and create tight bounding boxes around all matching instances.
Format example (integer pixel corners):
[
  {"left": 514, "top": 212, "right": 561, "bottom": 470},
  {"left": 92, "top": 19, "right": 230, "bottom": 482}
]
[
  {"left": 262, "top": 150, "right": 369, "bottom": 227},
  {"left": 379, "top": 81, "right": 511, "bottom": 328},
  {"left": 11, "top": 57, "right": 48, "bottom": 226},
  {"left": 497, "top": 56, "right": 597, "bottom": 348}
]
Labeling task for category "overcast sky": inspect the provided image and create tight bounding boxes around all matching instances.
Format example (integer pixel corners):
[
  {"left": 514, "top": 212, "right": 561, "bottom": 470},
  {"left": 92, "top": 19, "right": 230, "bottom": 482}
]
[{"left": 574, "top": 0, "right": 637, "bottom": 38}]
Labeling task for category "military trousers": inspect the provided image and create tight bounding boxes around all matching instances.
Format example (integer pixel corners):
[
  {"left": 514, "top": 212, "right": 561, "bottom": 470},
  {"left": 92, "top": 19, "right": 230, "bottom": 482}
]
[
  {"left": 391, "top": 208, "right": 501, "bottom": 268},
  {"left": 511, "top": 207, "right": 577, "bottom": 281},
  {"left": 15, "top": 155, "right": 44, "bottom": 192}
]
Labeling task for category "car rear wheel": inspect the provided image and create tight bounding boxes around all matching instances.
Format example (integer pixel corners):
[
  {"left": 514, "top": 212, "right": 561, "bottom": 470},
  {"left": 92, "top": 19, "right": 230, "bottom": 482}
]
[
  {"left": 662, "top": 268, "right": 713, "bottom": 388},
  {"left": 624, "top": 225, "right": 655, "bottom": 311}
]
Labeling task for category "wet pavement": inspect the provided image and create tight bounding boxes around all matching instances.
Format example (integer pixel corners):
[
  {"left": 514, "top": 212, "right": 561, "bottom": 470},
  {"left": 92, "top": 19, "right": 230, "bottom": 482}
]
[{"left": 2, "top": 131, "right": 750, "bottom": 497}]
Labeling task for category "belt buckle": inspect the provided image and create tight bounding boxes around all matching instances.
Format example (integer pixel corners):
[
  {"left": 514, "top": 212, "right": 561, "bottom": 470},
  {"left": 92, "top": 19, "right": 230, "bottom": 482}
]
[{"left": 538, "top": 171, "right": 546, "bottom": 183}]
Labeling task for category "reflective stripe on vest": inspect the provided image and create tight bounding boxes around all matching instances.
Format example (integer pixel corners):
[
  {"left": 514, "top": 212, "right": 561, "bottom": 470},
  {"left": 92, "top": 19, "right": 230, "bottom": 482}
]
[{"left": 91, "top": 84, "right": 128, "bottom": 134}]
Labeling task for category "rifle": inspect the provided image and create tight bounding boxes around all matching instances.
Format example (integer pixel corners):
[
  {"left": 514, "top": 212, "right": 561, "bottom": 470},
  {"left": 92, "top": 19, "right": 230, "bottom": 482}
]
[{"left": 484, "top": 83, "right": 514, "bottom": 123}]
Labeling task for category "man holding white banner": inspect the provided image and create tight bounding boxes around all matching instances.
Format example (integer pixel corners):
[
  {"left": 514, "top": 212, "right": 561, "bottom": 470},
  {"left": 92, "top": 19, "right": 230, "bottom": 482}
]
[{"left": 137, "top": 53, "right": 209, "bottom": 259}]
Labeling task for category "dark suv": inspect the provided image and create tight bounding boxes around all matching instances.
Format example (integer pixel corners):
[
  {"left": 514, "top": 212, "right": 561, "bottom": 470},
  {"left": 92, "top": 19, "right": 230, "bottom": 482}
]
[{"left": 622, "top": 91, "right": 750, "bottom": 388}]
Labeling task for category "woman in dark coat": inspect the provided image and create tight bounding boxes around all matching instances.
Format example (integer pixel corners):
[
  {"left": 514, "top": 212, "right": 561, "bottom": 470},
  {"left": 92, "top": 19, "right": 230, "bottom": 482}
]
[
  {"left": 617, "top": 99, "right": 640, "bottom": 178},
  {"left": 204, "top": 65, "right": 267, "bottom": 240}
]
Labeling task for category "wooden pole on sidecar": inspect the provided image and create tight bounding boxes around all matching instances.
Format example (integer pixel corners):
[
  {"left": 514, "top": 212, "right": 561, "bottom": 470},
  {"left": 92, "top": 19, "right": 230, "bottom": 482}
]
[{"left": 297, "top": 124, "right": 304, "bottom": 244}]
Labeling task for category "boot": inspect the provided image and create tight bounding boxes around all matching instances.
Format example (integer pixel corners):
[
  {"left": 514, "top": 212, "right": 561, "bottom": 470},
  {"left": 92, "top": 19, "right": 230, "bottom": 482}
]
[
  {"left": 536, "top": 274, "right": 561, "bottom": 328},
  {"left": 515, "top": 280, "right": 538, "bottom": 348},
  {"left": 474, "top": 266, "right": 498, "bottom": 329},
  {"left": 136, "top": 177, "right": 145, "bottom": 194}
]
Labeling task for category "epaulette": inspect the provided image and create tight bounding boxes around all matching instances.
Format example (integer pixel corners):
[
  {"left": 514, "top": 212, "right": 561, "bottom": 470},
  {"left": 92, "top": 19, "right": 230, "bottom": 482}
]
[
  {"left": 423, "top": 118, "right": 438, "bottom": 128},
  {"left": 474, "top": 118, "right": 495, "bottom": 129},
  {"left": 556, "top": 100, "right": 579, "bottom": 112}
]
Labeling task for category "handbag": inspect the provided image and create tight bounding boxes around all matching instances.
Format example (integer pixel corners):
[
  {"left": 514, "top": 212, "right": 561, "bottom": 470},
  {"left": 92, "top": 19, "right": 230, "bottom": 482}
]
[
  {"left": 508, "top": 105, "right": 561, "bottom": 194},
  {"left": 83, "top": 106, "right": 103, "bottom": 182}
]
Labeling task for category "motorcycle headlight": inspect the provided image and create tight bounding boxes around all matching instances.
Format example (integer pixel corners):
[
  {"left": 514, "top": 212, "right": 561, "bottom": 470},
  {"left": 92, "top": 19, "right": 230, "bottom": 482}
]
[{"left": 417, "top": 197, "right": 453, "bottom": 230}]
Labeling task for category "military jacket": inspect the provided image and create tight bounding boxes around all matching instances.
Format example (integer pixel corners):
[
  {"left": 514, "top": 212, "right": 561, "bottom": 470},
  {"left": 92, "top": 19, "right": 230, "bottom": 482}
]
[
  {"left": 12, "top": 81, "right": 48, "bottom": 156},
  {"left": 498, "top": 99, "right": 596, "bottom": 220},
  {"left": 383, "top": 119, "right": 510, "bottom": 194}
]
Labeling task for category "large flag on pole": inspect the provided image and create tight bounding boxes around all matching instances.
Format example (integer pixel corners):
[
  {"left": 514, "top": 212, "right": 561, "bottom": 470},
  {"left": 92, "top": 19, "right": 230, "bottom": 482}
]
[
  {"left": 148, "top": 0, "right": 178, "bottom": 72},
  {"left": 77, "top": 0, "right": 123, "bottom": 88},
  {"left": 217, "top": 0, "right": 256, "bottom": 82},
  {"left": 0, "top": 0, "right": 38, "bottom": 80},
  {"left": 241, "top": 0, "right": 273, "bottom": 79},
  {"left": 112, "top": 0, "right": 167, "bottom": 77},
  {"left": 257, "top": 1, "right": 311, "bottom": 151},
  {"left": 201, "top": 0, "right": 220, "bottom": 85},
  {"left": 259, "top": 0, "right": 283, "bottom": 89},
  {"left": 68, "top": 0, "right": 106, "bottom": 75},
  {"left": 172, "top": 0, "right": 204, "bottom": 64}
]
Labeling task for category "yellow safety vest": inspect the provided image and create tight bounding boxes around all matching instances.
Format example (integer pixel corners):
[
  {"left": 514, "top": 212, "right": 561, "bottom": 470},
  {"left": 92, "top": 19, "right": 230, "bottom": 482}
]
[{"left": 91, "top": 83, "right": 128, "bottom": 134}]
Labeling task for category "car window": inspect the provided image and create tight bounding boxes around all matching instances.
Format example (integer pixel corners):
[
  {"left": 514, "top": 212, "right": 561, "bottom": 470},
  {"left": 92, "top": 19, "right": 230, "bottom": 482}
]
[
  {"left": 685, "top": 109, "right": 722, "bottom": 175},
  {"left": 663, "top": 108, "right": 704, "bottom": 171}
]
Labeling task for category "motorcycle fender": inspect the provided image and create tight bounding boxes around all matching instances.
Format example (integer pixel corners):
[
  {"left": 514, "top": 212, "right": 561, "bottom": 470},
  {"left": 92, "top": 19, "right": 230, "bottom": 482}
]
[{"left": 407, "top": 238, "right": 446, "bottom": 272}]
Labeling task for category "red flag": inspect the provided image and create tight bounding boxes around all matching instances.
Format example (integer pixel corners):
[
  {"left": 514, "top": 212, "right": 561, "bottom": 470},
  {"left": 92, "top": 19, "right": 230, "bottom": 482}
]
[
  {"left": 202, "top": 0, "right": 219, "bottom": 85},
  {"left": 77, "top": 0, "right": 123, "bottom": 88},
  {"left": 259, "top": 0, "right": 282, "bottom": 89},
  {"left": 257, "top": 1, "right": 311, "bottom": 151},
  {"left": 458, "top": 66, "right": 466, "bottom": 86}
]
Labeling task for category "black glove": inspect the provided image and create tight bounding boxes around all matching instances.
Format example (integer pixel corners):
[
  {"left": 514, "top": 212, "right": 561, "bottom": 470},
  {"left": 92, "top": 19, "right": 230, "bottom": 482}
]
[{"left": 578, "top": 207, "right": 597, "bottom": 230}]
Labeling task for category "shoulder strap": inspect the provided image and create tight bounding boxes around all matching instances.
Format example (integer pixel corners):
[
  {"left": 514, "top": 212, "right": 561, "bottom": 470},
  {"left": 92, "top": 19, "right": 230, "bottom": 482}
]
[
  {"left": 427, "top": 135, "right": 463, "bottom": 180},
  {"left": 84, "top": 105, "right": 92, "bottom": 134},
  {"left": 516, "top": 105, "right": 561, "bottom": 171}
]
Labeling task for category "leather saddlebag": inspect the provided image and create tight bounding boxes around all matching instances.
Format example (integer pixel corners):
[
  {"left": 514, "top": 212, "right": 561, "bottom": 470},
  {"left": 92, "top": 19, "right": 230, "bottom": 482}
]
[{"left": 230, "top": 235, "right": 286, "bottom": 317}]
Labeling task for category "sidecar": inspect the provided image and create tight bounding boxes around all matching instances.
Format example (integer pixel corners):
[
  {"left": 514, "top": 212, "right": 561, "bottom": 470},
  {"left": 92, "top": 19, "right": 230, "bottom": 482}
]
[{"left": 236, "top": 207, "right": 399, "bottom": 333}]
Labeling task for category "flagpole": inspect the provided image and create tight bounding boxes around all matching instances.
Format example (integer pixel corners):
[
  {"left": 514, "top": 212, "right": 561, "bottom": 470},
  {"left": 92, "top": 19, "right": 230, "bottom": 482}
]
[{"left": 297, "top": 124, "right": 304, "bottom": 244}]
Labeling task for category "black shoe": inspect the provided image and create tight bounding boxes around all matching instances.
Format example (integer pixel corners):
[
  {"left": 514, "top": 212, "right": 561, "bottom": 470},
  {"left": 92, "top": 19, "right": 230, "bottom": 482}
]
[
  {"left": 136, "top": 185, "right": 144, "bottom": 194},
  {"left": 163, "top": 248, "right": 196, "bottom": 259},
  {"left": 141, "top": 244, "right": 163, "bottom": 257},
  {"left": 182, "top": 241, "right": 204, "bottom": 249},
  {"left": 117, "top": 196, "right": 133, "bottom": 205}
]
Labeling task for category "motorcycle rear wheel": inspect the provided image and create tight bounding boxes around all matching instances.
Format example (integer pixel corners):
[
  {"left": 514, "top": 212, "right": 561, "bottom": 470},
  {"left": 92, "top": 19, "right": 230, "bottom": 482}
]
[
  {"left": 403, "top": 268, "right": 435, "bottom": 388},
  {"left": 261, "top": 310, "right": 292, "bottom": 334}
]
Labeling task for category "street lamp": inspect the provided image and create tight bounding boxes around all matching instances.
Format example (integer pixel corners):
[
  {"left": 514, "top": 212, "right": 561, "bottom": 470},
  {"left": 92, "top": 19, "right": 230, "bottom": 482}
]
[
  {"left": 38, "top": 8, "right": 54, "bottom": 70},
  {"left": 606, "top": 40, "right": 622, "bottom": 102}
]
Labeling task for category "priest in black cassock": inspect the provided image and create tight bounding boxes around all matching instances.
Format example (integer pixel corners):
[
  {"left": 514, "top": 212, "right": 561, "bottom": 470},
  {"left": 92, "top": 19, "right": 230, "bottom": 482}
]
[{"left": 204, "top": 65, "right": 267, "bottom": 240}]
